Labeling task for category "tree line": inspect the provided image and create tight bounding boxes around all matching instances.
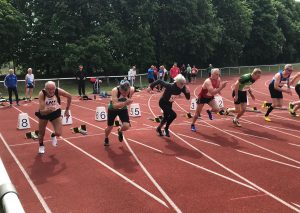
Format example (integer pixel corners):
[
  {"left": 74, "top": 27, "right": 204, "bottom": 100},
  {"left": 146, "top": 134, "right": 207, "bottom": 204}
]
[{"left": 1, "top": 0, "right": 300, "bottom": 77}]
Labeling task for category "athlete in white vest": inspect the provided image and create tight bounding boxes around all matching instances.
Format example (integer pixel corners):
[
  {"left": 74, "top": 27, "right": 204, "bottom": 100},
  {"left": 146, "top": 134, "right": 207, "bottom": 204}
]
[{"left": 35, "top": 81, "right": 72, "bottom": 154}]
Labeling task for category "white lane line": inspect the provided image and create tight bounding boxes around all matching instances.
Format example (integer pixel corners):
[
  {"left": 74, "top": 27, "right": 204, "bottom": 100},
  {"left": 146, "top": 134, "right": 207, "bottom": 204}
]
[
  {"left": 293, "top": 203, "right": 300, "bottom": 208},
  {"left": 236, "top": 150, "right": 300, "bottom": 169},
  {"left": 230, "top": 194, "right": 267, "bottom": 201},
  {"left": 265, "top": 125, "right": 300, "bottom": 133},
  {"left": 223, "top": 130, "right": 271, "bottom": 140},
  {"left": 65, "top": 109, "right": 180, "bottom": 212},
  {"left": 176, "top": 157, "right": 257, "bottom": 191},
  {"left": 198, "top": 121, "right": 300, "bottom": 211},
  {"left": 123, "top": 137, "right": 182, "bottom": 213},
  {"left": 176, "top": 133, "right": 220, "bottom": 147},
  {"left": 289, "top": 143, "right": 300, "bottom": 147},
  {"left": 0, "top": 134, "right": 52, "bottom": 213},
  {"left": 13, "top": 106, "right": 169, "bottom": 209},
  {"left": 127, "top": 138, "right": 163, "bottom": 153},
  {"left": 239, "top": 118, "right": 300, "bottom": 147},
  {"left": 9, "top": 133, "right": 106, "bottom": 147}
]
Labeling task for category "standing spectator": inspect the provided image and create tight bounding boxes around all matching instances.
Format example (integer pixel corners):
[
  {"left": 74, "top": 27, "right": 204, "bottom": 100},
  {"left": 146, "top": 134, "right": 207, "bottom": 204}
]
[
  {"left": 169, "top": 63, "right": 180, "bottom": 83},
  {"left": 4, "top": 69, "right": 19, "bottom": 107},
  {"left": 191, "top": 65, "right": 198, "bottom": 83},
  {"left": 163, "top": 66, "right": 168, "bottom": 82},
  {"left": 158, "top": 66, "right": 165, "bottom": 80},
  {"left": 180, "top": 64, "right": 187, "bottom": 79},
  {"left": 128, "top": 65, "right": 137, "bottom": 86},
  {"left": 147, "top": 65, "right": 155, "bottom": 85},
  {"left": 25, "top": 68, "right": 35, "bottom": 101},
  {"left": 75, "top": 65, "right": 87, "bottom": 97},
  {"left": 207, "top": 64, "right": 213, "bottom": 77},
  {"left": 186, "top": 64, "right": 192, "bottom": 83},
  {"left": 153, "top": 66, "right": 158, "bottom": 81}
]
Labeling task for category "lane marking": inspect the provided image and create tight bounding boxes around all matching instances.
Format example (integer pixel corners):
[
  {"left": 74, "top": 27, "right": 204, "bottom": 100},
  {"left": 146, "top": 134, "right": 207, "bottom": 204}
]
[
  {"left": 176, "top": 157, "right": 257, "bottom": 191},
  {"left": 230, "top": 194, "right": 267, "bottom": 201},
  {"left": 13, "top": 104, "right": 169, "bottom": 209},
  {"left": 176, "top": 133, "right": 220, "bottom": 147},
  {"left": 127, "top": 138, "right": 163, "bottom": 153},
  {"left": 236, "top": 150, "right": 300, "bottom": 169},
  {"left": 0, "top": 133, "right": 52, "bottom": 213}
]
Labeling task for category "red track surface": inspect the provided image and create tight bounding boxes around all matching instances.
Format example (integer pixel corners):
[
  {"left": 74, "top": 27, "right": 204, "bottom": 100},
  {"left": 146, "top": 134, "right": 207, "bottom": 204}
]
[{"left": 0, "top": 73, "right": 299, "bottom": 212}]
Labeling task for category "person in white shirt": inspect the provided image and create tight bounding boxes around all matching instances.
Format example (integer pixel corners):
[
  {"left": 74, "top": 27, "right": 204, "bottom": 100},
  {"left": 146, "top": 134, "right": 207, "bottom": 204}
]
[
  {"left": 128, "top": 65, "right": 136, "bottom": 86},
  {"left": 35, "top": 81, "right": 72, "bottom": 154},
  {"left": 25, "top": 68, "right": 35, "bottom": 101}
]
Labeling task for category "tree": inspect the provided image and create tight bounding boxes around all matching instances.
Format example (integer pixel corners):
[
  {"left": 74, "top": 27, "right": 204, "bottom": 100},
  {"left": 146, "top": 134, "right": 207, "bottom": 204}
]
[
  {"left": 242, "top": 0, "right": 285, "bottom": 64},
  {"left": 211, "top": 0, "right": 253, "bottom": 66},
  {"left": 0, "top": 0, "right": 25, "bottom": 66}
]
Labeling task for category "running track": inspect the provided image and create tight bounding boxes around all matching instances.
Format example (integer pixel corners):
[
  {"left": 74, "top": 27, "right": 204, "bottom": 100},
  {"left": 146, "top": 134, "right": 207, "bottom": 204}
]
[{"left": 0, "top": 73, "right": 299, "bottom": 212}]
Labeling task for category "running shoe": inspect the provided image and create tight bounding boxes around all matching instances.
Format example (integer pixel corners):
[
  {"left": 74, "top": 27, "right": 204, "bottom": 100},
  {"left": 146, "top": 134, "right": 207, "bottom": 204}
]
[
  {"left": 156, "top": 127, "right": 164, "bottom": 136},
  {"left": 104, "top": 138, "right": 110, "bottom": 146},
  {"left": 51, "top": 135, "right": 57, "bottom": 147},
  {"left": 233, "top": 118, "right": 242, "bottom": 127},
  {"left": 191, "top": 124, "right": 196, "bottom": 132},
  {"left": 289, "top": 102, "right": 294, "bottom": 112},
  {"left": 164, "top": 127, "right": 170, "bottom": 137},
  {"left": 206, "top": 110, "right": 213, "bottom": 120},
  {"left": 264, "top": 116, "right": 271, "bottom": 122},
  {"left": 118, "top": 128, "right": 123, "bottom": 142},
  {"left": 261, "top": 101, "right": 267, "bottom": 109},
  {"left": 38, "top": 146, "right": 45, "bottom": 154}
]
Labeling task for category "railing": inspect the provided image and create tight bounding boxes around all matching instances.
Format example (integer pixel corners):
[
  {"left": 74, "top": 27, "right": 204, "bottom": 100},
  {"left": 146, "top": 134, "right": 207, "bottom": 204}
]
[{"left": 0, "top": 158, "right": 25, "bottom": 213}]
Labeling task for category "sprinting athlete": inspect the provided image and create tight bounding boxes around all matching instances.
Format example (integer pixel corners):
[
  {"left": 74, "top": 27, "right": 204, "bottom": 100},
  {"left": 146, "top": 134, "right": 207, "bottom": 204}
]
[
  {"left": 289, "top": 72, "right": 300, "bottom": 116},
  {"left": 104, "top": 80, "right": 135, "bottom": 146},
  {"left": 263, "top": 64, "right": 293, "bottom": 121},
  {"left": 35, "top": 81, "right": 72, "bottom": 154},
  {"left": 227, "top": 68, "right": 262, "bottom": 127},
  {"left": 148, "top": 74, "right": 190, "bottom": 137},
  {"left": 191, "top": 68, "right": 228, "bottom": 132}
]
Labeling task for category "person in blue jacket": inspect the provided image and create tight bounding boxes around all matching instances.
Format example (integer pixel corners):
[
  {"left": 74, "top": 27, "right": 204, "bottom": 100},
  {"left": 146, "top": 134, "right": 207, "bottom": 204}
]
[{"left": 4, "top": 69, "right": 19, "bottom": 106}]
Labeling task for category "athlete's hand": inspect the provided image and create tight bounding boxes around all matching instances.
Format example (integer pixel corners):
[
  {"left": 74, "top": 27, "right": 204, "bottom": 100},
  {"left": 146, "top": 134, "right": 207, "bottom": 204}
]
[
  {"left": 64, "top": 109, "right": 70, "bottom": 121},
  {"left": 234, "top": 96, "right": 238, "bottom": 103},
  {"left": 185, "top": 86, "right": 190, "bottom": 93},
  {"left": 221, "top": 81, "right": 228, "bottom": 88},
  {"left": 126, "top": 99, "right": 133, "bottom": 105},
  {"left": 147, "top": 87, "right": 154, "bottom": 94}
]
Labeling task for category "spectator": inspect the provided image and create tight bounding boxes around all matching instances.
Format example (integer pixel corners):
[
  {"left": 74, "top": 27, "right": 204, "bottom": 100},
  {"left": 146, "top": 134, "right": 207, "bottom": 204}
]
[
  {"left": 4, "top": 69, "right": 19, "bottom": 107},
  {"left": 169, "top": 63, "right": 180, "bottom": 83},
  {"left": 128, "top": 65, "right": 137, "bottom": 86},
  {"left": 25, "top": 68, "right": 35, "bottom": 101},
  {"left": 207, "top": 64, "right": 213, "bottom": 77},
  {"left": 75, "top": 65, "right": 87, "bottom": 97}
]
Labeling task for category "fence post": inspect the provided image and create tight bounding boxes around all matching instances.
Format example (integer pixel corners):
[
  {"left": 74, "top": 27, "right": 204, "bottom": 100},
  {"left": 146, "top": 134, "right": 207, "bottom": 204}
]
[
  {"left": 57, "top": 79, "right": 60, "bottom": 88},
  {"left": 139, "top": 75, "right": 142, "bottom": 88},
  {"left": 239, "top": 67, "right": 241, "bottom": 74},
  {"left": 229, "top": 68, "right": 231, "bottom": 76}
]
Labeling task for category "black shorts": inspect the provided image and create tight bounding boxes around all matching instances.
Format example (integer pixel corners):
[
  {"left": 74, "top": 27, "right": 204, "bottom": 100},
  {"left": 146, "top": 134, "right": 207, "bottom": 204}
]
[
  {"left": 26, "top": 83, "right": 34, "bottom": 88},
  {"left": 107, "top": 108, "right": 130, "bottom": 126},
  {"left": 232, "top": 90, "right": 247, "bottom": 104},
  {"left": 35, "top": 109, "right": 61, "bottom": 121},
  {"left": 196, "top": 97, "right": 214, "bottom": 104},
  {"left": 269, "top": 83, "right": 283, "bottom": 99},
  {"left": 191, "top": 73, "right": 196, "bottom": 77},
  {"left": 148, "top": 78, "right": 154, "bottom": 84},
  {"left": 295, "top": 84, "right": 300, "bottom": 98}
]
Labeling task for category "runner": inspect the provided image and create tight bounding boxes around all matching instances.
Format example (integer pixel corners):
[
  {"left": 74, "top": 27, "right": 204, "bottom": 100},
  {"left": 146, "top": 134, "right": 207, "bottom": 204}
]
[
  {"left": 148, "top": 74, "right": 190, "bottom": 137},
  {"left": 104, "top": 80, "right": 135, "bottom": 146},
  {"left": 227, "top": 68, "right": 262, "bottom": 127},
  {"left": 191, "top": 68, "right": 228, "bottom": 132}
]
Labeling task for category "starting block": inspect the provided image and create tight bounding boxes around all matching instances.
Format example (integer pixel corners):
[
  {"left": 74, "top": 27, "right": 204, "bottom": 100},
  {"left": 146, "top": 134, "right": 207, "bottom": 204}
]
[
  {"left": 246, "top": 107, "right": 261, "bottom": 113},
  {"left": 25, "top": 130, "right": 39, "bottom": 140},
  {"left": 114, "top": 120, "right": 121, "bottom": 126},
  {"left": 185, "top": 112, "right": 192, "bottom": 118},
  {"left": 149, "top": 115, "right": 163, "bottom": 123},
  {"left": 71, "top": 125, "right": 87, "bottom": 135}
]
